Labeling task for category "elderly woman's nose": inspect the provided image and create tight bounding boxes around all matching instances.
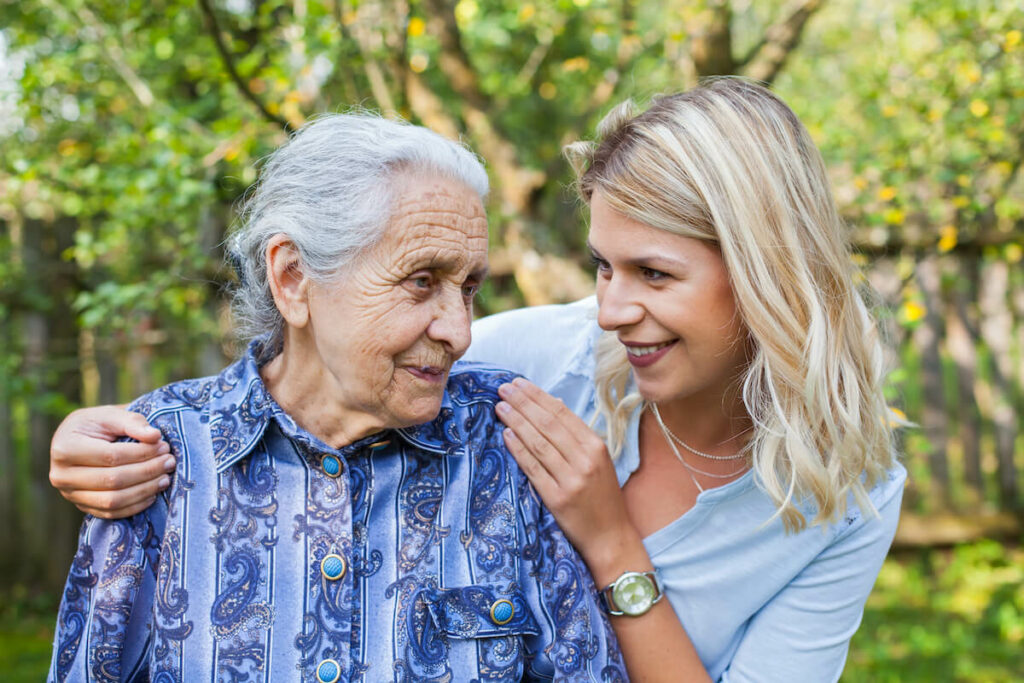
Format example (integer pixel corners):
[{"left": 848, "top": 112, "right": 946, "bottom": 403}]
[{"left": 427, "top": 287, "right": 473, "bottom": 355}]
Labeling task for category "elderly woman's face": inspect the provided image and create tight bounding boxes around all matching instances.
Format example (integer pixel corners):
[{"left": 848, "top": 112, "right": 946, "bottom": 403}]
[{"left": 304, "top": 174, "right": 488, "bottom": 430}]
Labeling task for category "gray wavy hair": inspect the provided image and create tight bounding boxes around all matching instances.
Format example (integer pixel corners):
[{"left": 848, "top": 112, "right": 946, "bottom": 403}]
[{"left": 228, "top": 113, "right": 489, "bottom": 351}]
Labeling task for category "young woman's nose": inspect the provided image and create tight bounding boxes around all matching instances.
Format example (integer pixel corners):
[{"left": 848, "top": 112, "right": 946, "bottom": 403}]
[{"left": 596, "top": 275, "right": 645, "bottom": 331}]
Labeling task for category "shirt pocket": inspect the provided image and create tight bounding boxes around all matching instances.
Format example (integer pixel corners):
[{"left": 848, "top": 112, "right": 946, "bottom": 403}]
[{"left": 426, "top": 584, "right": 541, "bottom": 640}]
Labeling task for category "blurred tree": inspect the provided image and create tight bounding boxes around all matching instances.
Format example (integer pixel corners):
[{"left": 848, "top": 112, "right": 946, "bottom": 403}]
[{"left": 0, "top": 0, "right": 1021, "bottom": 591}]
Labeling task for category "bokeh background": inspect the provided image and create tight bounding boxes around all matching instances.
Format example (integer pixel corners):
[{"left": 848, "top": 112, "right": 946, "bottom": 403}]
[{"left": 1, "top": 0, "right": 1022, "bottom": 679}]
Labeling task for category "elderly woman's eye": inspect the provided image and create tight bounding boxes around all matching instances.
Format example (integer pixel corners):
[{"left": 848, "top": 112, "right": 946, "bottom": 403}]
[
  {"left": 461, "top": 283, "right": 480, "bottom": 299},
  {"left": 407, "top": 273, "right": 434, "bottom": 290}
]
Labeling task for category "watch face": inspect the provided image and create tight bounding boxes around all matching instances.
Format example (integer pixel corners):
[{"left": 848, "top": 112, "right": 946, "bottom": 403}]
[{"left": 612, "top": 572, "right": 657, "bottom": 616}]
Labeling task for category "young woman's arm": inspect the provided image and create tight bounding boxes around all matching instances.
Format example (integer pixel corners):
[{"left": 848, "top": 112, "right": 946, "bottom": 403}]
[
  {"left": 49, "top": 405, "right": 173, "bottom": 518},
  {"left": 496, "top": 377, "right": 711, "bottom": 683}
]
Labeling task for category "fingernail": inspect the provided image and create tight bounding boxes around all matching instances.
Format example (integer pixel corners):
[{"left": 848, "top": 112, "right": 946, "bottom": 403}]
[
  {"left": 512, "top": 377, "right": 528, "bottom": 387},
  {"left": 157, "top": 442, "right": 171, "bottom": 455},
  {"left": 163, "top": 456, "right": 176, "bottom": 472},
  {"left": 498, "top": 383, "right": 517, "bottom": 397},
  {"left": 158, "top": 475, "right": 170, "bottom": 489},
  {"left": 496, "top": 401, "right": 510, "bottom": 414}
]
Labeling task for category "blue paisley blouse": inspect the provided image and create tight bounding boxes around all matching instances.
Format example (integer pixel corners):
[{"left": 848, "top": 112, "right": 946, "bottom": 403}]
[{"left": 49, "top": 340, "right": 626, "bottom": 682}]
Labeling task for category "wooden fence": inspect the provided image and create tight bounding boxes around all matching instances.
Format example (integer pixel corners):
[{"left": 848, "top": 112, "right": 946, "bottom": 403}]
[{"left": 865, "top": 246, "right": 1023, "bottom": 530}]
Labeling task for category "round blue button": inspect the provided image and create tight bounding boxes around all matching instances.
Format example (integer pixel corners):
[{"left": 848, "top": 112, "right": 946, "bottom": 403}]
[
  {"left": 321, "top": 454, "right": 342, "bottom": 478},
  {"left": 320, "top": 553, "right": 346, "bottom": 581},
  {"left": 490, "top": 598, "right": 514, "bottom": 625},
  {"left": 317, "top": 658, "right": 341, "bottom": 683}
]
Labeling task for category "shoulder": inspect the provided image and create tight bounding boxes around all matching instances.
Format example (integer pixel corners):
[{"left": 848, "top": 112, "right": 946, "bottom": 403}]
[
  {"left": 447, "top": 362, "right": 520, "bottom": 404},
  {"left": 127, "top": 375, "right": 220, "bottom": 422},
  {"left": 829, "top": 460, "right": 907, "bottom": 544},
  {"left": 466, "top": 296, "right": 600, "bottom": 388},
  {"left": 398, "top": 365, "right": 522, "bottom": 454},
  {"left": 127, "top": 354, "right": 254, "bottom": 422}
]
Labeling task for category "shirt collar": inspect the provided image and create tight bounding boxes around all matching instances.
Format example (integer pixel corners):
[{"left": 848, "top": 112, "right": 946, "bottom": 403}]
[{"left": 209, "top": 337, "right": 462, "bottom": 473}]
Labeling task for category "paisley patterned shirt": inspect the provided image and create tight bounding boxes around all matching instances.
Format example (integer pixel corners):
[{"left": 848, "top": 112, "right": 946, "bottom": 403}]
[{"left": 49, "top": 341, "right": 626, "bottom": 682}]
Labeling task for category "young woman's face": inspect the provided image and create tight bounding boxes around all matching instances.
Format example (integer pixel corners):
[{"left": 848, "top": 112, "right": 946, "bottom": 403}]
[{"left": 588, "top": 192, "right": 750, "bottom": 408}]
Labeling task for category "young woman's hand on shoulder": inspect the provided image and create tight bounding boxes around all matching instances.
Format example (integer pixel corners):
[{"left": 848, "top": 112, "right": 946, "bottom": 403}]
[{"left": 496, "top": 378, "right": 642, "bottom": 581}]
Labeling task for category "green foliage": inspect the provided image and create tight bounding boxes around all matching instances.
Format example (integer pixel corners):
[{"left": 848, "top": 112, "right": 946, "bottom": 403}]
[
  {"left": 779, "top": 0, "right": 1024, "bottom": 252},
  {"left": 845, "top": 541, "right": 1024, "bottom": 681},
  {"left": 0, "top": 0, "right": 1021, "bottom": 627}
]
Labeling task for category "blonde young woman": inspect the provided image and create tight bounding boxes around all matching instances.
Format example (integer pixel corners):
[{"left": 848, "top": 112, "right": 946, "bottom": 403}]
[{"left": 50, "top": 79, "right": 905, "bottom": 681}]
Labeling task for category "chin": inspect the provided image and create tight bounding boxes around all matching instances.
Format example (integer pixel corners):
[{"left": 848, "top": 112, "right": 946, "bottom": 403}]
[
  {"left": 635, "top": 379, "right": 675, "bottom": 403},
  {"left": 392, "top": 396, "right": 445, "bottom": 428}
]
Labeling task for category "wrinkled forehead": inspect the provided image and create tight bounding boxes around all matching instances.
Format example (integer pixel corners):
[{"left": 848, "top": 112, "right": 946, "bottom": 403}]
[{"left": 379, "top": 175, "right": 489, "bottom": 273}]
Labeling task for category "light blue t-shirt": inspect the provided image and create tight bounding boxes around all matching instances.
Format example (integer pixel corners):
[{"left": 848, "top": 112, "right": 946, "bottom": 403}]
[{"left": 466, "top": 297, "right": 906, "bottom": 683}]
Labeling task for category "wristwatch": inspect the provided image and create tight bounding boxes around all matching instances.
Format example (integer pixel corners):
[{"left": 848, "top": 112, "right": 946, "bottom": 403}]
[{"left": 598, "top": 570, "right": 663, "bottom": 616}]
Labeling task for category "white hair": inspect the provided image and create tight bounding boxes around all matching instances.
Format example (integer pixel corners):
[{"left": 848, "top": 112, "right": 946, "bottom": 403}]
[{"left": 229, "top": 112, "right": 489, "bottom": 350}]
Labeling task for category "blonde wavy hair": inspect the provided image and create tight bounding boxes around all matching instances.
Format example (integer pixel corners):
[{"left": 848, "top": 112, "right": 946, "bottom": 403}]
[{"left": 565, "top": 78, "right": 897, "bottom": 532}]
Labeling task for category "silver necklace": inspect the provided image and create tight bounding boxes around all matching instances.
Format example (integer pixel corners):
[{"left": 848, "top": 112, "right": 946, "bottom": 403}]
[
  {"left": 651, "top": 406, "right": 748, "bottom": 492},
  {"left": 652, "top": 409, "right": 705, "bottom": 494},
  {"left": 650, "top": 403, "right": 748, "bottom": 461}
]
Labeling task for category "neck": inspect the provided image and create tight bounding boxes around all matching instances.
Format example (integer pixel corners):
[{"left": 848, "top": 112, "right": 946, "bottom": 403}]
[
  {"left": 260, "top": 330, "right": 386, "bottom": 449},
  {"left": 651, "top": 387, "right": 752, "bottom": 456}
]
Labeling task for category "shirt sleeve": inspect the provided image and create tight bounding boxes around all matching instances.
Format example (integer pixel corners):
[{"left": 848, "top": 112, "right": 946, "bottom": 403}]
[
  {"left": 511, "top": 465, "right": 628, "bottom": 682},
  {"left": 49, "top": 499, "right": 166, "bottom": 683},
  {"left": 718, "top": 472, "right": 905, "bottom": 683}
]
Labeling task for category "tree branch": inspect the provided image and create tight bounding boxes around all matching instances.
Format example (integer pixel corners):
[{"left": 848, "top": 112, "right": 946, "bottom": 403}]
[
  {"left": 741, "top": 0, "right": 824, "bottom": 85},
  {"left": 197, "top": 0, "right": 288, "bottom": 128},
  {"left": 421, "top": 0, "right": 490, "bottom": 112},
  {"left": 691, "top": 0, "right": 735, "bottom": 78},
  {"left": 40, "top": 0, "right": 154, "bottom": 108}
]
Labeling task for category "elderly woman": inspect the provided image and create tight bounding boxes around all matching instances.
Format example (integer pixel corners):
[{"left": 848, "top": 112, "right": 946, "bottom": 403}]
[{"left": 48, "top": 115, "right": 625, "bottom": 682}]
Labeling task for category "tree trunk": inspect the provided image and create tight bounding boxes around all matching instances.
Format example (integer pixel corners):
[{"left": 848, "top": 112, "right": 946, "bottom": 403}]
[
  {"left": 20, "top": 217, "right": 84, "bottom": 588},
  {"left": 914, "top": 255, "right": 949, "bottom": 506},
  {"left": 944, "top": 254, "right": 983, "bottom": 499},
  {"left": 978, "top": 257, "right": 1018, "bottom": 508},
  {"left": 0, "top": 316, "right": 14, "bottom": 581}
]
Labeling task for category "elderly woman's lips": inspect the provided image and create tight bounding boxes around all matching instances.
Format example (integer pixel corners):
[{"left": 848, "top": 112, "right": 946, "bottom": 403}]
[{"left": 406, "top": 366, "right": 446, "bottom": 382}]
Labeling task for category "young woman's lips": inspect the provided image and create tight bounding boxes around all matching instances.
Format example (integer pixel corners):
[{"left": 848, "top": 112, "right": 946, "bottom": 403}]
[
  {"left": 623, "top": 340, "right": 677, "bottom": 368},
  {"left": 406, "top": 365, "right": 446, "bottom": 382}
]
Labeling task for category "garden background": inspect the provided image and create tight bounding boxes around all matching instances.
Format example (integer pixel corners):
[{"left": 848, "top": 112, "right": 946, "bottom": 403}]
[{"left": 1, "top": 0, "right": 1022, "bottom": 679}]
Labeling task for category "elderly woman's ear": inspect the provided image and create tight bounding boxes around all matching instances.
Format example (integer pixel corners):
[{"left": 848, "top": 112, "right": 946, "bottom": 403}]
[{"left": 265, "top": 234, "right": 311, "bottom": 328}]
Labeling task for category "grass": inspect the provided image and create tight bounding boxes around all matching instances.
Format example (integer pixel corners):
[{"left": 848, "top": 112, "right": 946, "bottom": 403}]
[{"left": 4, "top": 540, "right": 1022, "bottom": 681}]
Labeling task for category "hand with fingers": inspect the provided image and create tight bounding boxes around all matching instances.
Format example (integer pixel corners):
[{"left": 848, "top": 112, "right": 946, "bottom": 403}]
[
  {"left": 496, "top": 377, "right": 644, "bottom": 579},
  {"left": 49, "top": 405, "right": 175, "bottom": 519}
]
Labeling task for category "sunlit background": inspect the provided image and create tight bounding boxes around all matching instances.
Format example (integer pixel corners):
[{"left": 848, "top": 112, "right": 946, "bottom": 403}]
[{"left": 1, "top": 0, "right": 1022, "bottom": 679}]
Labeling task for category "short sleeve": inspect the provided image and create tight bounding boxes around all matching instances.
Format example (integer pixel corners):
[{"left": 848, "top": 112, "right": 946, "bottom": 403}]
[
  {"left": 718, "top": 468, "right": 905, "bottom": 683},
  {"left": 49, "top": 500, "right": 166, "bottom": 682}
]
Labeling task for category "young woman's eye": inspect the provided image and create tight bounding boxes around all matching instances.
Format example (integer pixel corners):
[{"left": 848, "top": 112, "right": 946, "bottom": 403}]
[
  {"left": 640, "top": 266, "right": 669, "bottom": 281},
  {"left": 589, "top": 253, "right": 611, "bottom": 273}
]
